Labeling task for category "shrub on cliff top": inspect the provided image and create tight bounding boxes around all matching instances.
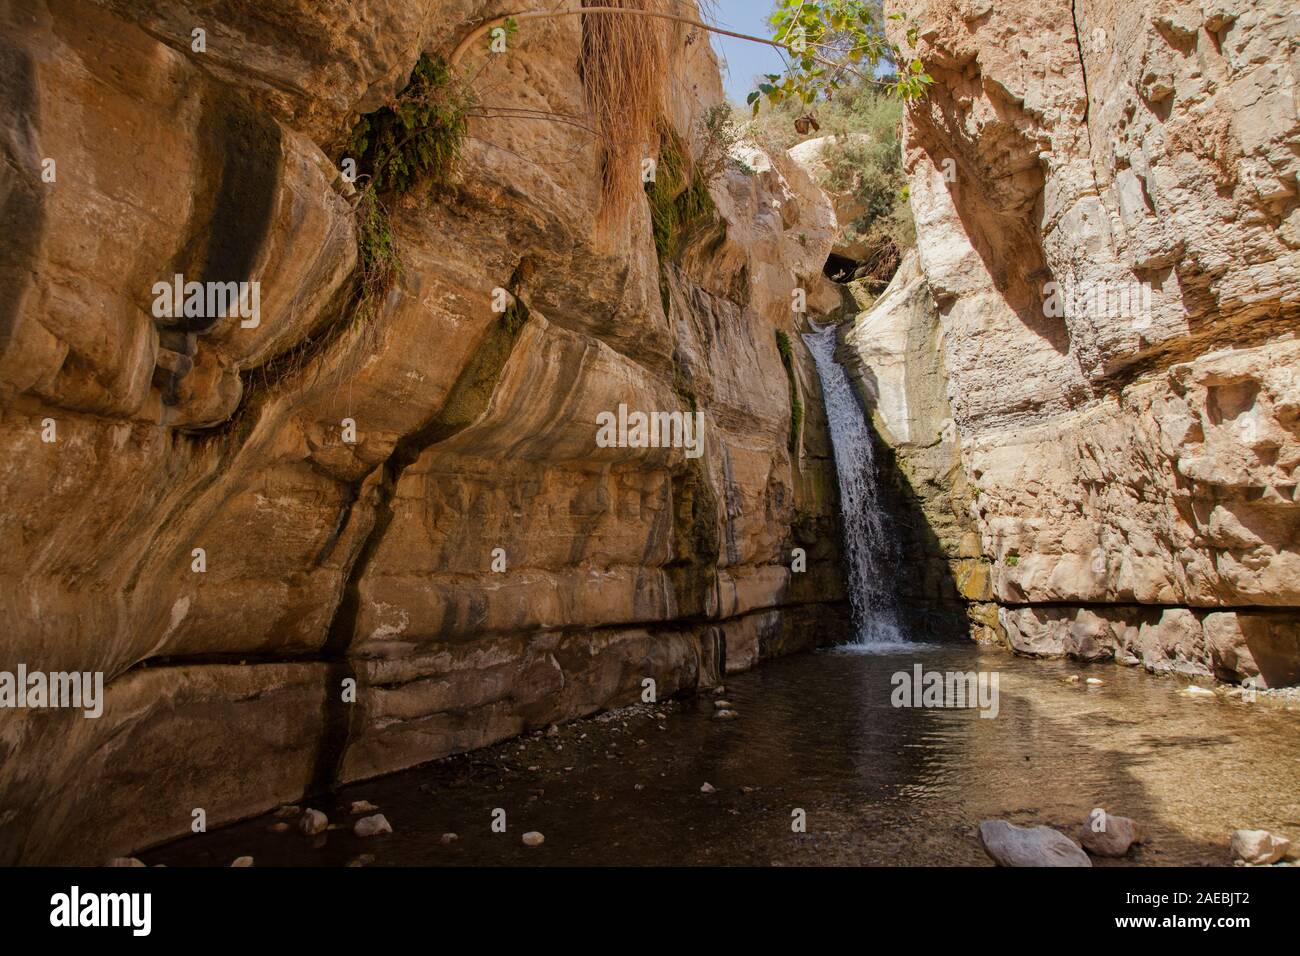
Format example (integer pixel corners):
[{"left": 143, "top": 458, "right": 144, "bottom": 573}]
[
  {"left": 822, "top": 99, "right": 914, "bottom": 282},
  {"left": 748, "top": 83, "right": 913, "bottom": 286}
]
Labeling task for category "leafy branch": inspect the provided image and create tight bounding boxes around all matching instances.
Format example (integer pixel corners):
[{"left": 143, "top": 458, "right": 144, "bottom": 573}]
[
  {"left": 448, "top": 2, "right": 932, "bottom": 113},
  {"left": 755, "top": 1, "right": 933, "bottom": 112}
]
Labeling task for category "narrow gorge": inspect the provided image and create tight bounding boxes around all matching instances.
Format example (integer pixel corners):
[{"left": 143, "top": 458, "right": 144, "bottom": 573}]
[{"left": 0, "top": 0, "right": 1296, "bottom": 872}]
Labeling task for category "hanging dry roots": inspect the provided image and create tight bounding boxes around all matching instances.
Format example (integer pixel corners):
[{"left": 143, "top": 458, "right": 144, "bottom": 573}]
[{"left": 580, "top": 0, "right": 668, "bottom": 218}]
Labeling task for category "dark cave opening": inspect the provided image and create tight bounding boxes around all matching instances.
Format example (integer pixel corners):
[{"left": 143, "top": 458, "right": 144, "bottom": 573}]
[{"left": 823, "top": 252, "right": 860, "bottom": 283}]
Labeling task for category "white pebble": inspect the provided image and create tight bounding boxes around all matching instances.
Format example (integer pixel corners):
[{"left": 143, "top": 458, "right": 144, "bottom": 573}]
[
  {"left": 354, "top": 813, "right": 392, "bottom": 838},
  {"left": 299, "top": 808, "right": 329, "bottom": 835}
]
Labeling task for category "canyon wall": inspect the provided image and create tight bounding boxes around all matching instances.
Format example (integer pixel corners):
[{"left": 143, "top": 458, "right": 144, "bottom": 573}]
[
  {"left": 853, "top": 0, "right": 1298, "bottom": 685},
  {"left": 0, "top": 0, "right": 846, "bottom": 863}
]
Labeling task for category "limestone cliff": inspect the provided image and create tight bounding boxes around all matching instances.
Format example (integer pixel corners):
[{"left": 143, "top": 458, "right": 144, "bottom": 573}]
[
  {"left": 845, "top": 0, "right": 1298, "bottom": 684},
  {"left": 0, "top": 0, "right": 846, "bottom": 863}
]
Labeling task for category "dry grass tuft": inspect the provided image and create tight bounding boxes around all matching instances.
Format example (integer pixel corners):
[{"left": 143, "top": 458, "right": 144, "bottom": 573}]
[{"left": 581, "top": 0, "right": 669, "bottom": 220}]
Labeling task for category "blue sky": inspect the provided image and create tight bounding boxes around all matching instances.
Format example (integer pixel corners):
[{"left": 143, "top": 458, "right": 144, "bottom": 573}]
[{"left": 705, "top": 1, "right": 788, "bottom": 104}]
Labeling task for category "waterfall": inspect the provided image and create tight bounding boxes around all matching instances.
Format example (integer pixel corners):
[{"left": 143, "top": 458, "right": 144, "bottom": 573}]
[{"left": 803, "top": 323, "right": 906, "bottom": 645}]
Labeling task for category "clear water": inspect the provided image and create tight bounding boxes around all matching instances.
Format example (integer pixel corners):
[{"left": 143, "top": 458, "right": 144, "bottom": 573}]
[
  {"left": 804, "top": 323, "right": 904, "bottom": 645},
  {"left": 143, "top": 647, "right": 1300, "bottom": 866}
]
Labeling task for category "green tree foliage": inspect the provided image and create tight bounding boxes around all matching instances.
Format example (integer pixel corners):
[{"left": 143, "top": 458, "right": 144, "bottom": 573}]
[{"left": 747, "top": 1, "right": 931, "bottom": 115}]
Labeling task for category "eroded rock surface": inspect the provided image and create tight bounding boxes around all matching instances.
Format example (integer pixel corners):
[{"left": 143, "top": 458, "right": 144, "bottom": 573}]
[
  {"left": 0, "top": 1, "right": 845, "bottom": 862},
  {"left": 839, "top": 0, "right": 1300, "bottom": 678}
]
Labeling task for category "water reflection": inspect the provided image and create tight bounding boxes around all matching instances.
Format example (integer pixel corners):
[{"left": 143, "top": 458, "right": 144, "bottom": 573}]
[{"left": 146, "top": 646, "right": 1299, "bottom": 866}]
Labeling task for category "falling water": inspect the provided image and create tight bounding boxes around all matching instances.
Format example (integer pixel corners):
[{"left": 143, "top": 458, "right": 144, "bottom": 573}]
[{"left": 803, "top": 323, "right": 905, "bottom": 645}]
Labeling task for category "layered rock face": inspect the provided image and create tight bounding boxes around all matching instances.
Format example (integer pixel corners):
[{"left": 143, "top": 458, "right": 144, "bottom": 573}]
[
  {"left": 838, "top": 250, "right": 998, "bottom": 642},
  {"left": 0, "top": 0, "right": 845, "bottom": 862},
  {"left": 854, "top": 0, "right": 1299, "bottom": 683}
]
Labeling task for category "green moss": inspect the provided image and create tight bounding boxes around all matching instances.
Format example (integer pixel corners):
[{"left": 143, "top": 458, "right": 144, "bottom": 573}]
[
  {"left": 646, "top": 128, "right": 718, "bottom": 263},
  {"left": 776, "top": 330, "right": 803, "bottom": 457},
  {"left": 341, "top": 56, "right": 471, "bottom": 331},
  {"left": 352, "top": 184, "right": 400, "bottom": 325},
  {"left": 345, "top": 55, "right": 469, "bottom": 196}
]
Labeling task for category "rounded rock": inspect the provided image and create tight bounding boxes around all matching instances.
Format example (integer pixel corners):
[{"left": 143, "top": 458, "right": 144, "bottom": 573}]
[
  {"left": 978, "top": 820, "right": 1091, "bottom": 867},
  {"left": 1078, "top": 812, "right": 1141, "bottom": 857},
  {"left": 299, "top": 808, "right": 329, "bottom": 836},
  {"left": 354, "top": 813, "right": 393, "bottom": 838},
  {"left": 1230, "top": 829, "right": 1291, "bottom": 865}
]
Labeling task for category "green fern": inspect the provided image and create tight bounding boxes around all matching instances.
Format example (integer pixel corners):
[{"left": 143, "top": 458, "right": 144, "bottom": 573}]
[{"left": 345, "top": 55, "right": 470, "bottom": 196}]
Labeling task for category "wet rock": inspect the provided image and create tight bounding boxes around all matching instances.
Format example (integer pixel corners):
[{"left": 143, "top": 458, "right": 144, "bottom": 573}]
[
  {"left": 712, "top": 686, "right": 726, "bottom": 696},
  {"left": 714, "top": 709, "right": 740, "bottom": 720},
  {"left": 713, "top": 700, "right": 733, "bottom": 708},
  {"left": 350, "top": 800, "right": 379, "bottom": 814},
  {"left": 1182, "top": 685, "right": 1216, "bottom": 698},
  {"left": 1078, "top": 812, "right": 1141, "bottom": 857},
  {"left": 347, "top": 854, "right": 375, "bottom": 867},
  {"left": 1230, "top": 829, "right": 1291, "bottom": 865},
  {"left": 546, "top": 724, "right": 559, "bottom": 737},
  {"left": 354, "top": 813, "right": 392, "bottom": 838},
  {"left": 269, "top": 822, "right": 291, "bottom": 833},
  {"left": 230, "top": 856, "right": 254, "bottom": 867},
  {"left": 299, "top": 808, "right": 329, "bottom": 836},
  {"left": 107, "top": 857, "right": 146, "bottom": 867},
  {"left": 1085, "top": 677, "right": 1104, "bottom": 686},
  {"left": 439, "top": 833, "right": 459, "bottom": 845},
  {"left": 978, "top": 820, "right": 1092, "bottom": 867},
  {"left": 273, "top": 805, "right": 300, "bottom": 819},
  {"left": 700, "top": 782, "right": 716, "bottom": 793},
  {"left": 522, "top": 831, "right": 545, "bottom": 847}
]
